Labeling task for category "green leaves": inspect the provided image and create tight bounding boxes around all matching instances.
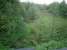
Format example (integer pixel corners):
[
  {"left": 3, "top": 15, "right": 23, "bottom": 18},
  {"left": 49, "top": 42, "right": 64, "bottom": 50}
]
[
  {"left": 36, "top": 40, "right": 65, "bottom": 50},
  {"left": 0, "top": 0, "right": 25, "bottom": 48},
  {"left": 47, "top": 0, "right": 67, "bottom": 17},
  {"left": 59, "top": 0, "right": 67, "bottom": 17}
]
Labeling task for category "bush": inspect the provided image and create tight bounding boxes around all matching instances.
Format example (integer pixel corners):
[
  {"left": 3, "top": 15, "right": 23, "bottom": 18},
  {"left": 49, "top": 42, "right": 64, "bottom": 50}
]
[{"left": 35, "top": 40, "right": 65, "bottom": 50}]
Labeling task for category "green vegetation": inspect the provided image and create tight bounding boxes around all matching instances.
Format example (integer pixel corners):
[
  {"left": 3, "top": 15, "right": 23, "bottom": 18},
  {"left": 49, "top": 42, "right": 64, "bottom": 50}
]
[{"left": 0, "top": 0, "right": 67, "bottom": 50}]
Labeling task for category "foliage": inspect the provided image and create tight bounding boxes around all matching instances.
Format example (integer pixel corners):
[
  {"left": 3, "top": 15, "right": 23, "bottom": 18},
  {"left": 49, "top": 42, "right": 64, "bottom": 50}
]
[
  {"left": 0, "top": 0, "right": 25, "bottom": 48},
  {"left": 59, "top": 0, "right": 67, "bottom": 17},
  {"left": 0, "top": 0, "right": 67, "bottom": 50},
  {"left": 47, "top": 2, "right": 60, "bottom": 16},
  {"left": 21, "top": 3, "right": 41, "bottom": 22},
  {"left": 0, "top": 16, "right": 26, "bottom": 48},
  {"left": 47, "top": 0, "right": 67, "bottom": 17},
  {"left": 30, "top": 16, "right": 67, "bottom": 49},
  {"left": 36, "top": 40, "right": 65, "bottom": 50}
]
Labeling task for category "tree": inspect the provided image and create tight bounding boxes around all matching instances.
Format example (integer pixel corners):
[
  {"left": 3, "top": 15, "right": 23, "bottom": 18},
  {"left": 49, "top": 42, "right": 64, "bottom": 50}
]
[
  {"left": 0, "top": 0, "right": 19, "bottom": 16},
  {"left": 0, "top": 0, "right": 26, "bottom": 48},
  {"left": 47, "top": 2, "right": 60, "bottom": 16},
  {"left": 59, "top": 0, "right": 67, "bottom": 17},
  {"left": 21, "top": 3, "right": 42, "bottom": 22}
]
